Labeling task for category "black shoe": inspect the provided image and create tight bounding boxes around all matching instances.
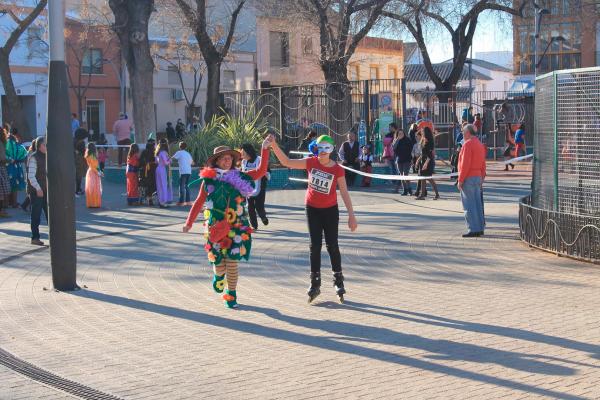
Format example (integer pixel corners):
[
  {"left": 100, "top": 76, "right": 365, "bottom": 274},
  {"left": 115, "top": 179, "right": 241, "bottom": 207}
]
[
  {"left": 462, "top": 231, "right": 483, "bottom": 238},
  {"left": 261, "top": 217, "right": 269, "bottom": 226},
  {"left": 401, "top": 191, "right": 409, "bottom": 196}
]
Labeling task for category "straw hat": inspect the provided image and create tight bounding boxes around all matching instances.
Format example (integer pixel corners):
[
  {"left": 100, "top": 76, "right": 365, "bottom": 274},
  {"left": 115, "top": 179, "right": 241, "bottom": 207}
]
[{"left": 207, "top": 145, "right": 241, "bottom": 167}]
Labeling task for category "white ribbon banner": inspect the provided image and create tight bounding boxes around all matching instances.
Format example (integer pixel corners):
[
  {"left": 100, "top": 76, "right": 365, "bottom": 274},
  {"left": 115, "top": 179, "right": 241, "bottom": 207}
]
[{"left": 504, "top": 154, "right": 533, "bottom": 165}]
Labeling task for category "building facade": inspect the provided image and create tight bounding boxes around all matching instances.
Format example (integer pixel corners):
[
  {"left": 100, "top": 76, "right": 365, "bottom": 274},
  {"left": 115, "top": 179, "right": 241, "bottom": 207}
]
[
  {"left": 513, "top": 0, "right": 599, "bottom": 75},
  {"left": 0, "top": 3, "right": 48, "bottom": 140},
  {"left": 256, "top": 16, "right": 405, "bottom": 87}
]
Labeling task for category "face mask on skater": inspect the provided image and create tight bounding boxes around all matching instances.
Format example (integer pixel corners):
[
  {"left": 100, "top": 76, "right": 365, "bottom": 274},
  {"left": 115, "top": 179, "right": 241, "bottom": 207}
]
[{"left": 316, "top": 143, "right": 334, "bottom": 155}]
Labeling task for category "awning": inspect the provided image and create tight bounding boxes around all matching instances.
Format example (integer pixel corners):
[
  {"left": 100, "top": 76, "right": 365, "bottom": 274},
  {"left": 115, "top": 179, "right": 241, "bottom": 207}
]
[{"left": 508, "top": 77, "right": 535, "bottom": 98}]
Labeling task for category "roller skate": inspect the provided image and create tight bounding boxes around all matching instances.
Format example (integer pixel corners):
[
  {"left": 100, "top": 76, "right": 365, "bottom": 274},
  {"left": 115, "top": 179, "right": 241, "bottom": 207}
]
[
  {"left": 333, "top": 272, "right": 346, "bottom": 303},
  {"left": 307, "top": 272, "right": 321, "bottom": 304},
  {"left": 223, "top": 289, "right": 238, "bottom": 309},
  {"left": 212, "top": 274, "right": 225, "bottom": 293}
]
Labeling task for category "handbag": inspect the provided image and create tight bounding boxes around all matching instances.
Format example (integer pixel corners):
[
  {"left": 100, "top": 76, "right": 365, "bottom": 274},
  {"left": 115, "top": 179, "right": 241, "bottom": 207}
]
[{"left": 208, "top": 198, "right": 231, "bottom": 243}]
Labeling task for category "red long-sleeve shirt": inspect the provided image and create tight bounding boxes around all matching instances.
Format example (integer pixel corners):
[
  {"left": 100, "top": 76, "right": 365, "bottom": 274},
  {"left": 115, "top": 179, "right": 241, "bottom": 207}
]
[
  {"left": 185, "top": 148, "right": 270, "bottom": 228},
  {"left": 458, "top": 136, "right": 486, "bottom": 183}
]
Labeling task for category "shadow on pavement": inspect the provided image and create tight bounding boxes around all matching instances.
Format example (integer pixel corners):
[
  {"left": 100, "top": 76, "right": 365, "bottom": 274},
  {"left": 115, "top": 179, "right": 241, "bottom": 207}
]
[{"left": 72, "top": 289, "right": 587, "bottom": 400}]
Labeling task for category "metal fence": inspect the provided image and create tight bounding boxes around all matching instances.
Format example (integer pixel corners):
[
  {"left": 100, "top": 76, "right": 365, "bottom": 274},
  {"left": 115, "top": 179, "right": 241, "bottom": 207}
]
[
  {"left": 520, "top": 66, "right": 600, "bottom": 262},
  {"left": 222, "top": 80, "right": 532, "bottom": 158}
]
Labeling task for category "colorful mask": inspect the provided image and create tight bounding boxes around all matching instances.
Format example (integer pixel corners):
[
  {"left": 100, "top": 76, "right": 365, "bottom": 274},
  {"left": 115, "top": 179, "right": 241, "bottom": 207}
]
[{"left": 316, "top": 143, "right": 334, "bottom": 154}]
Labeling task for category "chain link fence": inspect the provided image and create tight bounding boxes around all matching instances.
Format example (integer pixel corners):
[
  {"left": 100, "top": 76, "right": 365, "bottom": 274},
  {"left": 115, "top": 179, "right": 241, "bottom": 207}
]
[{"left": 521, "top": 67, "right": 600, "bottom": 262}]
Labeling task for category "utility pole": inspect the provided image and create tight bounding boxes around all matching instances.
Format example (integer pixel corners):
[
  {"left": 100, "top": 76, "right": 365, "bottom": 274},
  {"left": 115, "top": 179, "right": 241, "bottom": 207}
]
[{"left": 47, "top": 0, "right": 77, "bottom": 291}]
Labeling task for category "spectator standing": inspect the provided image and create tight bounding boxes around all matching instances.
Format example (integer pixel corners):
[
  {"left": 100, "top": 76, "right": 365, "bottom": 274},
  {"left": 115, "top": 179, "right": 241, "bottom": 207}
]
[
  {"left": 411, "top": 130, "right": 423, "bottom": 174},
  {"left": 126, "top": 143, "right": 141, "bottom": 206},
  {"left": 155, "top": 139, "right": 172, "bottom": 208},
  {"left": 20, "top": 138, "right": 38, "bottom": 212},
  {"left": 473, "top": 113, "right": 483, "bottom": 135},
  {"left": 6, "top": 130, "right": 27, "bottom": 207},
  {"left": 461, "top": 106, "right": 475, "bottom": 124},
  {"left": 241, "top": 143, "right": 270, "bottom": 230},
  {"left": 165, "top": 122, "right": 176, "bottom": 143},
  {"left": 27, "top": 136, "right": 47, "bottom": 245},
  {"left": 74, "top": 140, "right": 87, "bottom": 196},
  {"left": 338, "top": 131, "right": 360, "bottom": 186},
  {"left": 502, "top": 139, "right": 515, "bottom": 171},
  {"left": 383, "top": 123, "right": 398, "bottom": 185},
  {"left": 113, "top": 112, "right": 133, "bottom": 167},
  {"left": 0, "top": 128, "right": 10, "bottom": 217},
  {"left": 71, "top": 113, "right": 80, "bottom": 136},
  {"left": 415, "top": 127, "right": 440, "bottom": 200},
  {"left": 85, "top": 143, "right": 102, "bottom": 208},
  {"left": 458, "top": 124, "right": 487, "bottom": 237},
  {"left": 175, "top": 119, "right": 186, "bottom": 139},
  {"left": 171, "top": 141, "right": 194, "bottom": 206},
  {"left": 359, "top": 145, "right": 373, "bottom": 187},
  {"left": 139, "top": 139, "right": 157, "bottom": 205},
  {"left": 394, "top": 128, "right": 414, "bottom": 195},
  {"left": 188, "top": 116, "right": 201, "bottom": 136},
  {"left": 514, "top": 124, "right": 526, "bottom": 158}
]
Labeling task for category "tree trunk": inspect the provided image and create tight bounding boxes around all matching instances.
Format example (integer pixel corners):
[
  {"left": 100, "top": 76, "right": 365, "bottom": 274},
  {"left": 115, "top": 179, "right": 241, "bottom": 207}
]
[
  {"left": 322, "top": 61, "right": 353, "bottom": 141},
  {"left": 0, "top": 51, "right": 30, "bottom": 139},
  {"left": 109, "top": 0, "right": 155, "bottom": 143},
  {"left": 205, "top": 61, "right": 221, "bottom": 124}
]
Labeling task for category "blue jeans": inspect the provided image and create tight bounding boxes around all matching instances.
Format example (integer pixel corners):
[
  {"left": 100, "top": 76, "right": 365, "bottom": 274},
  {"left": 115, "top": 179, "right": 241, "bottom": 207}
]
[
  {"left": 30, "top": 193, "right": 48, "bottom": 240},
  {"left": 397, "top": 160, "right": 412, "bottom": 193},
  {"left": 460, "top": 176, "right": 484, "bottom": 234},
  {"left": 387, "top": 158, "right": 398, "bottom": 185},
  {"left": 179, "top": 174, "right": 190, "bottom": 203}
]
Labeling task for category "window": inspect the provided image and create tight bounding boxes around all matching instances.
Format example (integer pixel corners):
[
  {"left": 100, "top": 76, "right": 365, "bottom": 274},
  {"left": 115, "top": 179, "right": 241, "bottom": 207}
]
[
  {"left": 167, "top": 65, "right": 179, "bottom": 85},
  {"left": 269, "top": 32, "right": 290, "bottom": 68},
  {"left": 370, "top": 66, "right": 379, "bottom": 80},
  {"left": 350, "top": 65, "right": 360, "bottom": 81},
  {"left": 222, "top": 70, "right": 236, "bottom": 90},
  {"left": 302, "top": 36, "right": 313, "bottom": 56},
  {"left": 388, "top": 66, "right": 398, "bottom": 80},
  {"left": 82, "top": 49, "right": 103, "bottom": 75},
  {"left": 27, "top": 25, "right": 44, "bottom": 59}
]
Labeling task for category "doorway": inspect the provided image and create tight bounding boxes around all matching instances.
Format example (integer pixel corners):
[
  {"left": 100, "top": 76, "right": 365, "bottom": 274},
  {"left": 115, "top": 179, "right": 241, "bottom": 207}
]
[{"left": 86, "top": 100, "right": 105, "bottom": 139}]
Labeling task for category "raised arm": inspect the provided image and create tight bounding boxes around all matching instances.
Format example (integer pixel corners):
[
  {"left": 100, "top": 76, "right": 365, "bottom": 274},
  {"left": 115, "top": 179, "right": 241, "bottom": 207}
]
[
  {"left": 184, "top": 182, "right": 207, "bottom": 231},
  {"left": 271, "top": 138, "right": 307, "bottom": 170},
  {"left": 246, "top": 148, "right": 270, "bottom": 180}
]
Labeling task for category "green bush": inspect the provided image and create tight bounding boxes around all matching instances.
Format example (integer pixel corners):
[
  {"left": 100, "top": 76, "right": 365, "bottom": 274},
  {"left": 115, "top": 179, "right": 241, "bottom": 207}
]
[{"left": 184, "top": 113, "right": 269, "bottom": 167}]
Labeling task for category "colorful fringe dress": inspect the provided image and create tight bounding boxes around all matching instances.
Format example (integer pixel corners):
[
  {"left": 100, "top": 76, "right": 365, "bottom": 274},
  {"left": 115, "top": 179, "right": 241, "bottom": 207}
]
[{"left": 85, "top": 155, "right": 102, "bottom": 208}]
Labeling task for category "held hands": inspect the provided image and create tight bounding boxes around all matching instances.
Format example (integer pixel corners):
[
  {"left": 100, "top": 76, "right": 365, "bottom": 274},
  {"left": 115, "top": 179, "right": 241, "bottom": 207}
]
[
  {"left": 348, "top": 214, "right": 358, "bottom": 232},
  {"left": 182, "top": 225, "right": 191, "bottom": 233},
  {"left": 262, "top": 134, "right": 275, "bottom": 149}
]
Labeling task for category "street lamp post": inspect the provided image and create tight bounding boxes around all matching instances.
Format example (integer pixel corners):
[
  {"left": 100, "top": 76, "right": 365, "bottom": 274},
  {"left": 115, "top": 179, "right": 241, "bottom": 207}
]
[
  {"left": 47, "top": 0, "right": 77, "bottom": 291},
  {"left": 536, "top": 36, "right": 566, "bottom": 71},
  {"left": 534, "top": 4, "right": 550, "bottom": 77}
]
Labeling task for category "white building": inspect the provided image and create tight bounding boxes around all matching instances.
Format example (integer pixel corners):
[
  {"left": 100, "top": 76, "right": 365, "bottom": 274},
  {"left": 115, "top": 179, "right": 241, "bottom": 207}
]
[{"left": 0, "top": 3, "right": 48, "bottom": 139}]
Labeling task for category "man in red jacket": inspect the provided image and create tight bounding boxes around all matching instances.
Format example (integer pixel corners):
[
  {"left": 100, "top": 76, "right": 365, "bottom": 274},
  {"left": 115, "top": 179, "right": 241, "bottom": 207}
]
[{"left": 458, "top": 124, "right": 486, "bottom": 237}]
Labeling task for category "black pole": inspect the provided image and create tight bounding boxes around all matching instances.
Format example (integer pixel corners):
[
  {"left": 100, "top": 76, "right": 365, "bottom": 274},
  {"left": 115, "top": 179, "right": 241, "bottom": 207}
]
[
  {"left": 363, "top": 79, "right": 370, "bottom": 144},
  {"left": 401, "top": 78, "right": 407, "bottom": 131},
  {"left": 47, "top": 0, "right": 77, "bottom": 291}
]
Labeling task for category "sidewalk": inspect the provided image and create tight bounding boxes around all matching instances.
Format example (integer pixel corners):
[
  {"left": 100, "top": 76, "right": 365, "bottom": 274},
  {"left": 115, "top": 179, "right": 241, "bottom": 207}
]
[{"left": 2, "top": 162, "right": 599, "bottom": 400}]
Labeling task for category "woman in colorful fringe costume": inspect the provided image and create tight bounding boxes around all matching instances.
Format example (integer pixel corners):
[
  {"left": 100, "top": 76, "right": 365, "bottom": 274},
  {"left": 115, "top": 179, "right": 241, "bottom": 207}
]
[
  {"left": 270, "top": 134, "right": 357, "bottom": 303},
  {"left": 183, "top": 136, "right": 273, "bottom": 308}
]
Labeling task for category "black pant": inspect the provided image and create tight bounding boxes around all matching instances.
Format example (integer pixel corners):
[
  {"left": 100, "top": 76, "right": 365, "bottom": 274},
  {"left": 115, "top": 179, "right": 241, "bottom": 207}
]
[
  {"left": 248, "top": 182, "right": 267, "bottom": 228},
  {"left": 30, "top": 193, "right": 48, "bottom": 240},
  {"left": 343, "top": 161, "right": 360, "bottom": 186},
  {"left": 118, "top": 138, "right": 131, "bottom": 166},
  {"left": 306, "top": 205, "right": 342, "bottom": 273}
]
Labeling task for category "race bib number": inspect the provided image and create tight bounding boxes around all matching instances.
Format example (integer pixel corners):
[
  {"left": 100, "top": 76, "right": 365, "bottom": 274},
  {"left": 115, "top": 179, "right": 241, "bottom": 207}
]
[{"left": 309, "top": 168, "right": 334, "bottom": 194}]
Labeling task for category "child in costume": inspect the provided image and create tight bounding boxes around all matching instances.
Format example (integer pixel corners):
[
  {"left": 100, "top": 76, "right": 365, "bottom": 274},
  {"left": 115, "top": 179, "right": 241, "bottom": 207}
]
[
  {"left": 270, "top": 134, "right": 357, "bottom": 303},
  {"left": 85, "top": 142, "right": 102, "bottom": 208},
  {"left": 183, "top": 137, "right": 273, "bottom": 309},
  {"left": 359, "top": 145, "right": 373, "bottom": 187},
  {"left": 126, "top": 143, "right": 141, "bottom": 205}
]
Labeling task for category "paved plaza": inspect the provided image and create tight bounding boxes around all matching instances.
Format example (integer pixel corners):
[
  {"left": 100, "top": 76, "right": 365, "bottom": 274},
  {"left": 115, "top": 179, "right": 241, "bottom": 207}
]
[{"left": 1, "top": 163, "right": 600, "bottom": 399}]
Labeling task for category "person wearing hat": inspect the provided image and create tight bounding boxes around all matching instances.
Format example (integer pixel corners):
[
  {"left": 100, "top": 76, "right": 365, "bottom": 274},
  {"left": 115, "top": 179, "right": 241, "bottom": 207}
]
[
  {"left": 183, "top": 135, "right": 273, "bottom": 309},
  {"left": 270, "top": 134, "right": 357, "bottom": 304}
]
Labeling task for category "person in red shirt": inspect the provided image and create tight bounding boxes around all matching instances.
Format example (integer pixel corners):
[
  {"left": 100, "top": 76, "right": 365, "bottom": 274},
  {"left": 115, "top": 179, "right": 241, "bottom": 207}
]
[
  {"left": 458, "top": 124, "right": 487, "bottom": 237},
  {"left": 270, "top": 134, "right": 357, "bottom": 303}
]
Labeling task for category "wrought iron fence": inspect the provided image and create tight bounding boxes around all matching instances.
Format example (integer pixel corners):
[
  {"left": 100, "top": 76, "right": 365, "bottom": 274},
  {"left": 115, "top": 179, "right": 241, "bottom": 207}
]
[
  {"left": 221, "top": 80, "right": 532, "bottom": 158},
  {"left": 521, "top": 66, "right": 600, "bottom": 262}
]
